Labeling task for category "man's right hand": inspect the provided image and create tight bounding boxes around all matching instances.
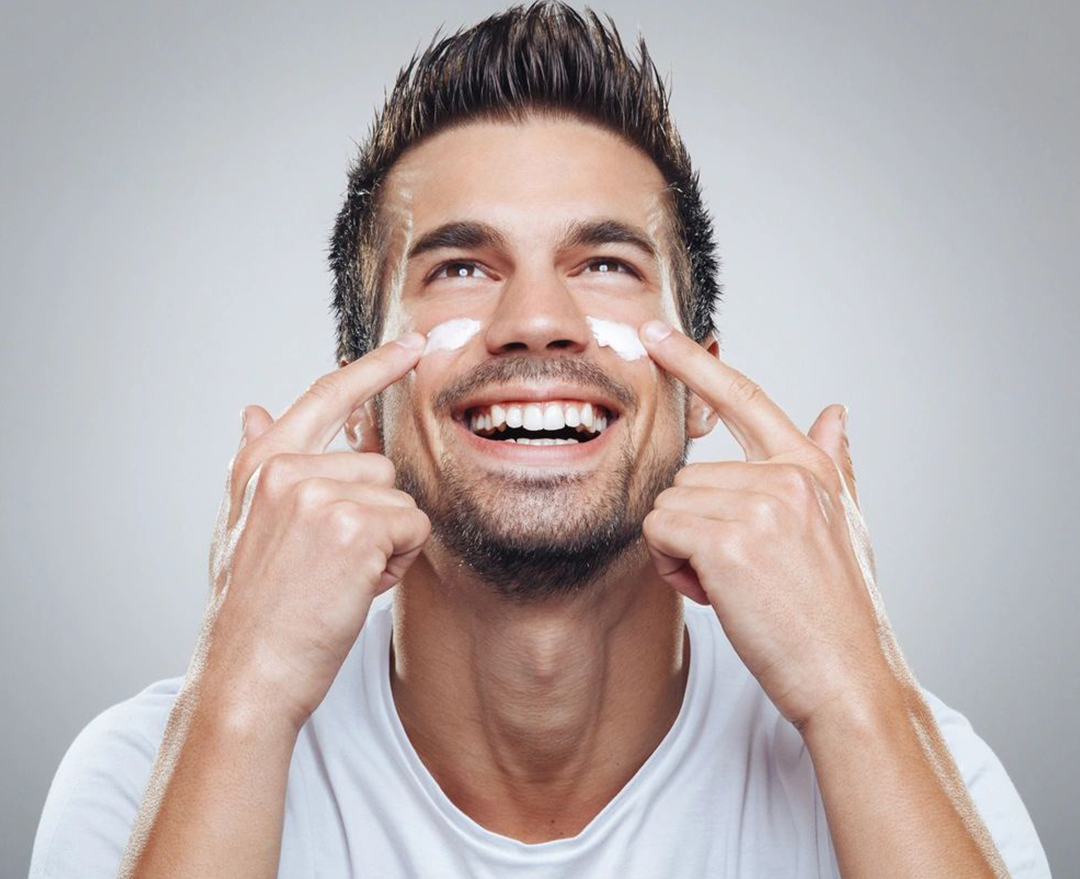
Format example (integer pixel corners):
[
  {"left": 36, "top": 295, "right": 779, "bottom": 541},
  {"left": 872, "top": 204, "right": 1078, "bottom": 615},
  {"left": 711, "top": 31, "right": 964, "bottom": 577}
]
[
  {"left": 201, "top": 331, "right": 430, "bottom": 735},
  {"left": 118, "top": 332, "right": 430, "bottom": 879}
]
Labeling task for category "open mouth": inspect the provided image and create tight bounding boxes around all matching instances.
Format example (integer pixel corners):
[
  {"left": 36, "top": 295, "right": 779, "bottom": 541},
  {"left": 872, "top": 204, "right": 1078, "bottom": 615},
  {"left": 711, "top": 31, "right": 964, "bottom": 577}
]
[{"left": 459, "top": 400, "right": 616, "bottom": 445}]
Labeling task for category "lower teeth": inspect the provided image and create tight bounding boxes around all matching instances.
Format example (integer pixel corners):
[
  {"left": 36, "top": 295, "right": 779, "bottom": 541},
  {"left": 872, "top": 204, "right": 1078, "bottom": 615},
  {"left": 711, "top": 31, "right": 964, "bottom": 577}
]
[{"left": 508, "top": 437, "right": 580, "bottom": 445}]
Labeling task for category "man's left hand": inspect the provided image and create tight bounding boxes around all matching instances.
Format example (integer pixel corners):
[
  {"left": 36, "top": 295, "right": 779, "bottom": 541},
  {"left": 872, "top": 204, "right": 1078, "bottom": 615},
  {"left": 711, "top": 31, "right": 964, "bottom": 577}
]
[{"left": 638, "top": 319, "right": 907, "bottom": 734}]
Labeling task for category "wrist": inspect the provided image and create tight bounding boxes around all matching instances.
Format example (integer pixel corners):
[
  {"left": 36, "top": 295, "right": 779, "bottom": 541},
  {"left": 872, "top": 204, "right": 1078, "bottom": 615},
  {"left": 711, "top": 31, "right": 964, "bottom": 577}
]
[
  {"left": 193, "top": 646, "right": 310, "bottom": 744},
  {"left": 196, "top": 681, "right": 305, "bottom": 747},
  {"left": 797, "top": 674, "right": 917, "bottom": 751}
]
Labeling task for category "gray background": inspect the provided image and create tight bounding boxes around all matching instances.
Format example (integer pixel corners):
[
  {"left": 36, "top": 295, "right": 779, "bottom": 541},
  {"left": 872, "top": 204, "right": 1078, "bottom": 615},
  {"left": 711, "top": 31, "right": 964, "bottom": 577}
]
[{"left": 2, "top": 0, "right": 1076, "bottom": 875}]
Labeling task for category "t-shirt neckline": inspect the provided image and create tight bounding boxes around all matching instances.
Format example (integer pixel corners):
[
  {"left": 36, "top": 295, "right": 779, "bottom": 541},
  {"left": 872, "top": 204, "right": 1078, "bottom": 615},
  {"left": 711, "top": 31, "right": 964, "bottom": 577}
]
[{"left": 377, "top": 601, "right": 701, "bottom": 858}]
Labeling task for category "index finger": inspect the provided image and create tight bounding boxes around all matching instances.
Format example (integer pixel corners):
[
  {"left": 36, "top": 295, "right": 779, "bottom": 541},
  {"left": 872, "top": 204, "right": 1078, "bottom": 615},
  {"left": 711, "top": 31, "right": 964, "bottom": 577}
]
[
  {"left": 273, "top": 332, "right": 426, "bottom": 453},
  {"left": 638, "top": 320, "right": 807, "bottom": 462}
]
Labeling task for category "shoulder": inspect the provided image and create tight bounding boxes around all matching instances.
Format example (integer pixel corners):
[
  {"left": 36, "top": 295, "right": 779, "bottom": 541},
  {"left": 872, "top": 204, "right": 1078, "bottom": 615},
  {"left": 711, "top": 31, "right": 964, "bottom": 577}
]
[
  {"left": 682, "top": 602, "right": 1051, "bottom": 875},
  {"left": 28, "top": 676, "right": 184, "bottom": 879},
  {"left": 918, "top": 686, "right": 1052, "bottom": 878}
]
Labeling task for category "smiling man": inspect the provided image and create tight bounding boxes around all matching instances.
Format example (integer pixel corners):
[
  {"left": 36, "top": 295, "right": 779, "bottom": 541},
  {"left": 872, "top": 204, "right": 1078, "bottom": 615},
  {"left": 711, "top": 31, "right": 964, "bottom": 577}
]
[{"left": 29, "top": 3, "right": 1051, "bottom": 878}]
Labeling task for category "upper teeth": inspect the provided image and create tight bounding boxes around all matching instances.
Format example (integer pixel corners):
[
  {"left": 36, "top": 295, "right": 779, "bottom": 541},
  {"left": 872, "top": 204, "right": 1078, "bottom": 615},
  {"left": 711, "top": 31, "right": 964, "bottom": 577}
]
[{"left": 468, "top": 401, "right": 611, "bottom": 435}]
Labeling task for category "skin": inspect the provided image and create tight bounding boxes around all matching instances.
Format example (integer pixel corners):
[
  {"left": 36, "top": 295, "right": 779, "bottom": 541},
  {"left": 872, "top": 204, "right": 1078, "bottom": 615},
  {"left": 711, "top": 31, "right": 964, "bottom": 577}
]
[
  {"left": 637, "top": 322, "right": 1009, "bottom": 877},
  {"left": 117, "top": 116, "right": 1008, "bottom": 877},
  {"left": 344, "top": 117, "right": 703, "bottom": 839}
]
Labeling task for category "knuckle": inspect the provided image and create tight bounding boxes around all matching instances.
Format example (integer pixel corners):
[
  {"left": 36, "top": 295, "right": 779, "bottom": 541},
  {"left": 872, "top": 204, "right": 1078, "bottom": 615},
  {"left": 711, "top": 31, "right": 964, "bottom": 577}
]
[
  {"left": 366, "top": 454, "right": 397, "bottom": 486},
  {"left": 325, "top": 503, "right": 368, "bottom": 546},
  {"left": 717, "top": 528, "right": 748, "bottom": 564},
  {"left": 258, "top": 453, "right": 296, "bottom": 500},
  {"left": 642, "top": 507, "right": 671, "bottom": 536},
  {"left": 775, "top": 464, "right": 816, "bottom": 503},
  {"left": 749, "top": 493, "right": 783, "bottom": 529},
  {"left": 410, "top": 508, "right": 432, "bottom": 538},
  {"left": 294, "top": 477, "right": 333, "bottom": 512},
  {"left": 392, "top": 489, "right": 419, "bottom": 509},
  {"left": 305, "top": 374, "right": 344, "bottom": 405},
  {"left": 730, "top": 373, "right": 764, "bottom": 406}
]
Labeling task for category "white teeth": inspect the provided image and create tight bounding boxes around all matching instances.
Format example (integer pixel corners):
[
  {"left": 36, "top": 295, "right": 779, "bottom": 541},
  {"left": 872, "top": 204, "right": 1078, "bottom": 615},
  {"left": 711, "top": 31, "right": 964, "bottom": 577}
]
[
  {"left": 523, "top": 404, "right": 544, "bottom": 431},
  {"left": 509, "top": 437, "right": 580, "bottom": 445},
  {"left": 543, "top": 403, "right": 565, "bottom": 431},
  {"left": 467, "top": 400, "right": 614, "bottom": 439},
  {"left": 580, "top": 403, "right": 594, "bottom": 429}
]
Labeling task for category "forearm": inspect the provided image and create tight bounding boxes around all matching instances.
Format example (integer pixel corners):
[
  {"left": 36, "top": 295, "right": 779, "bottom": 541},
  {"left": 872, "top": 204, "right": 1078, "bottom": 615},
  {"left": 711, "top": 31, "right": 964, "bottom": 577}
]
[
  {"left": 117, "top": 674, "right": 299, "bottom": 879},
  {"left": 802, "top": 680, "right": 1009, "bottom": 878}
]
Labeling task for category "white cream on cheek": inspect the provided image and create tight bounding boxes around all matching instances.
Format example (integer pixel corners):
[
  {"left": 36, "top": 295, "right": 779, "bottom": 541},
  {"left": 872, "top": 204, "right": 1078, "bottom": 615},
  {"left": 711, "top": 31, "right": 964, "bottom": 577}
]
[
  {"left": 421, "top": 317, "right": 482, "bottom": 355},
  {"left": 586, "top": 316, "right": 648, "bottom": 361}
]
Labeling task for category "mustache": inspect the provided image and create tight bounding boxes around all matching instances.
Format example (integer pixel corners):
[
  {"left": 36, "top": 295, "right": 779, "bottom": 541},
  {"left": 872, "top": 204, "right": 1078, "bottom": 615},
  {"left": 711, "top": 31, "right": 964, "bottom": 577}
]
[{"left": 431, "top": 354, "right": 638, "bottom": 415}]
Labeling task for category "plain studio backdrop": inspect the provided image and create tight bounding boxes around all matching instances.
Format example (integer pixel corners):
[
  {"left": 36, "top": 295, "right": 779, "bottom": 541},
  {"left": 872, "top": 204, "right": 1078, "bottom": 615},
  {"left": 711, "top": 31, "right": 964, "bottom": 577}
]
[{"left": 1, "top": 0, "right": 1076, "bottom": 875}]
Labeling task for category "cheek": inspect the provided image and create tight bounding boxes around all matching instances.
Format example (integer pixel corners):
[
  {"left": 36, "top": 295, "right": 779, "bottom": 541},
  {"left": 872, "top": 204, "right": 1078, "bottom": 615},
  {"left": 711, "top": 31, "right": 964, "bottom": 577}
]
[
  {"left": 420, "top": 317, "right": 482, "bottom": 356},
  {"left": 377, "top": 380, "right": 422, "bottom": 451},
  {"left": 653, "top": 376, "right": 688, "bottom": 434},
  {"left": 585, "top": 316, "right": 648, "bottom": 361}
]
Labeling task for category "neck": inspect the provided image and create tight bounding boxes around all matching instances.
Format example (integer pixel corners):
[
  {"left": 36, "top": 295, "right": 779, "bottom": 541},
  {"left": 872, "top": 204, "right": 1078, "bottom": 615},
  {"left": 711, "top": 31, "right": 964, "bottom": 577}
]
[{"left": 389, "top": 539, "right": 690, "bottom": 843}]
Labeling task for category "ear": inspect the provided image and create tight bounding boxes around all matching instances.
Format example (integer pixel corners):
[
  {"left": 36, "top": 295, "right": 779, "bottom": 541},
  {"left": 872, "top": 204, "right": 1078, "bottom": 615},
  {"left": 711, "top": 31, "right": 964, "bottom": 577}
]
[
  {"left": 685, "top": 332, "right": 722, "bottom": 439},
  {"left": 340, "top": 357, "right": 384, "bottom": 454}
]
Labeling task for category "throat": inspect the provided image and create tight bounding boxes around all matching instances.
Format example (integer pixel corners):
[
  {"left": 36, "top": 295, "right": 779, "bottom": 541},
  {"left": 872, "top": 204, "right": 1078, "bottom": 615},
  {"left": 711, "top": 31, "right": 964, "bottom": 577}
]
[{"left": 387, "top": 554, "right": 690, "bottom": 843}]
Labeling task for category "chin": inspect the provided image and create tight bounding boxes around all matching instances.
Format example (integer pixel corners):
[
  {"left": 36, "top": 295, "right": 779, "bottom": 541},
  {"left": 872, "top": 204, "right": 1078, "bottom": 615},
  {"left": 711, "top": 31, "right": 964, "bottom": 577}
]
[{"left": 389, "top": 428, "right": 687, "bottom": 602}]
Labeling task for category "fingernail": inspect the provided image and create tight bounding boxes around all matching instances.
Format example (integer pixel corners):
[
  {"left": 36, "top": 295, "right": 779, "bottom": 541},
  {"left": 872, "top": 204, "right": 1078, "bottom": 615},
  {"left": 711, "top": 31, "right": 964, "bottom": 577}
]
[
  {"left": 841, "top": 405, "right": 849, "bottom": 427},
  {"left": 641, "top": 320, "right": 672, "bottom": 344},
  {"left": 393, "top": 332, "right": 426, "bottom": 350},
  {"left": 239, "top": 408, "right": 247, "bottom": 434}
]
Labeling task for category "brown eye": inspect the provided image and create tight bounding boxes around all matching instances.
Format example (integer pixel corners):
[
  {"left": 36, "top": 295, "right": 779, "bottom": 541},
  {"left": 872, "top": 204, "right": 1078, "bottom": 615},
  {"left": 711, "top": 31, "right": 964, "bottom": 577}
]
[
  {"left": 429, "top": 261, "right": 491, "bottom": 282},
  {"left": 584, "top": 258, "right": 637, "bottom": 277}
]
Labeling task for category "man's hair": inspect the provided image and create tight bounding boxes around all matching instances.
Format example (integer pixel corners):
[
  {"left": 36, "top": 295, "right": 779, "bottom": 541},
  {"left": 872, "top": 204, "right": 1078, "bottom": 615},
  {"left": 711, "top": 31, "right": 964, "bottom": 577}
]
[{"left": 328, "top": 0, "right": 721, "bottom": 364}]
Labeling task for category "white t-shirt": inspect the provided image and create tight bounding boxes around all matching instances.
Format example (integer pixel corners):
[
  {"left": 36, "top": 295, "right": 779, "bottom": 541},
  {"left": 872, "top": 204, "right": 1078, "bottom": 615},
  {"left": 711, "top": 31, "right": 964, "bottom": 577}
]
[{"left": 29, "top": 592, "right": 1051, "bottom": 878}]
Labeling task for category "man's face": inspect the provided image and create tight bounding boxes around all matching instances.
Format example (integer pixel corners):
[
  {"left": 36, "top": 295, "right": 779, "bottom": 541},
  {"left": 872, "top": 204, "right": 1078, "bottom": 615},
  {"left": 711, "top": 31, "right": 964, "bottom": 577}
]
[{"left": 353, "top": 114, "right": 710, "bottom": 602}]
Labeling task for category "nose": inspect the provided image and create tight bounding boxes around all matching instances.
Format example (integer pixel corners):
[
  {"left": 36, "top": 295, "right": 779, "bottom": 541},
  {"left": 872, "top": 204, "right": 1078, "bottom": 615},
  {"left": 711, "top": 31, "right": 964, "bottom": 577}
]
[{"left": 482, "top": 264, "right": 591, "bottom": 356}]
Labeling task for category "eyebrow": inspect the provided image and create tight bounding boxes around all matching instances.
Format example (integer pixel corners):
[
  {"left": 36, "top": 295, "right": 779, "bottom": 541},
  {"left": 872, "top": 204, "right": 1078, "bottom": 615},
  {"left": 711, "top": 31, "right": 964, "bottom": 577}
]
[{"left": 405, "top": 217, "right": 660, "bottom": 265}]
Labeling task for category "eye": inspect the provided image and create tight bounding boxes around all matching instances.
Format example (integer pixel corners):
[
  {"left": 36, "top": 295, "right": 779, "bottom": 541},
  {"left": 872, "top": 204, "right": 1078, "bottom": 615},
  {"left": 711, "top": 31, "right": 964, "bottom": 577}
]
[
  {"left": 582, "top": 257, "right": 639, "bottom": 278},
  {"left": 427, "top": 260, "right": 492, "bottom": 282}
]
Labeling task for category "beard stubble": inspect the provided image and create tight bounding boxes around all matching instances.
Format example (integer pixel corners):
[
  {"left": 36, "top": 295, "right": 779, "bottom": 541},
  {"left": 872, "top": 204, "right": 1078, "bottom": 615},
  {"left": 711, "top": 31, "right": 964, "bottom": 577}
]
[{"left": 387, "top": 388, "right": 688, "bottom": 604}]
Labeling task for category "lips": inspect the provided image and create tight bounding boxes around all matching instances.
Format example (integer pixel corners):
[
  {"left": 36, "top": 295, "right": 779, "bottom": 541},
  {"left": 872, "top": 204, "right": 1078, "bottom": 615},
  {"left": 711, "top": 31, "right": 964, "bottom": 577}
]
[
  {"left": 442, "top": 379, "right": 628, "bottom": 464},
  {"left": 453, "top": 412, "right": 618, "bottom": 465}
]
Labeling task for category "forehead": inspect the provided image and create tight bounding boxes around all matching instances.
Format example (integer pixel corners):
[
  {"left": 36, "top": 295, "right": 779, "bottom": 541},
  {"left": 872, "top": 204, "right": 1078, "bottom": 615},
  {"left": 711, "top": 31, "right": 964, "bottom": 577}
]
[{"left": 379, "top": 114, "right": 671, "bottom": 241}]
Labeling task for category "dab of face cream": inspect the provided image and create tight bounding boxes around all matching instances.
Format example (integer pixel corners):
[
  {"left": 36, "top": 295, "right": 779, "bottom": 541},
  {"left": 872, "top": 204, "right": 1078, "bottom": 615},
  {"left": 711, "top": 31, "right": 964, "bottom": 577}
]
[
  {"left": 586, "top": 316, "right": 647, "bottom": 361},
  {"left": 422, "top": 318, "right": 481, "bottom": 356}
]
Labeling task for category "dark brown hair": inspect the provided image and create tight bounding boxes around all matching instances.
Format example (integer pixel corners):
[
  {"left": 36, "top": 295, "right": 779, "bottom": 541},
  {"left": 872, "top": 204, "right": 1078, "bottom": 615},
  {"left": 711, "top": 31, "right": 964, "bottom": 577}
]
[{"left": 328, "top": 0, "right": 722, "bottom": 363}]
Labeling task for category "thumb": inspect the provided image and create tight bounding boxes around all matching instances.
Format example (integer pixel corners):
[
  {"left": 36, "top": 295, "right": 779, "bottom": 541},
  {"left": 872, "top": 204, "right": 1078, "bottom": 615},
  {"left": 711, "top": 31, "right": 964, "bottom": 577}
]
[
  {"left": 807, "top": 403, "right": 858, "bottom": 508},
  {"left": 239, "top": 404, "right": 274, "bottom": 449}
]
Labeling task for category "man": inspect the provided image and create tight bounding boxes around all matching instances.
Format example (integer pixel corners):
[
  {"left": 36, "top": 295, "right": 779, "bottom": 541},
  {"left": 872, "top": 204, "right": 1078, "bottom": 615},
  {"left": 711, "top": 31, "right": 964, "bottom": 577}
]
[{"left": 29, "top": 3, "right": 1050, "bottom": 877}]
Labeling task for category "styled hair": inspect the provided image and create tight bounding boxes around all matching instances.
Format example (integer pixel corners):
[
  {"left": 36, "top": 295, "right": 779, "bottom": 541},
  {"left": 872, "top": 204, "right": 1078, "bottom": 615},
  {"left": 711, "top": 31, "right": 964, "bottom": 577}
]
[{"left": 328, "top": 0, "right": 722, "bottom": 364}]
